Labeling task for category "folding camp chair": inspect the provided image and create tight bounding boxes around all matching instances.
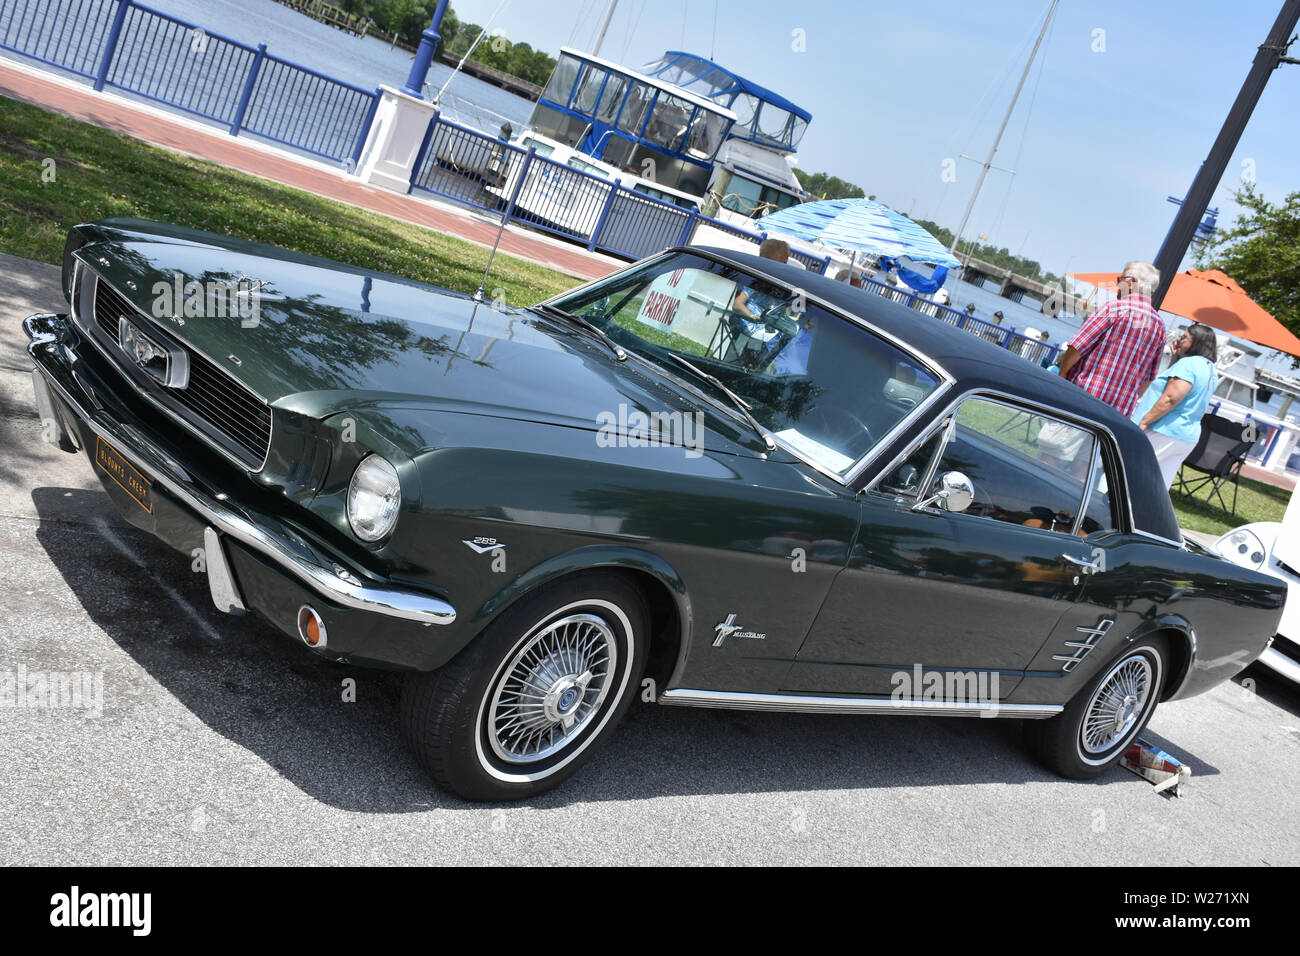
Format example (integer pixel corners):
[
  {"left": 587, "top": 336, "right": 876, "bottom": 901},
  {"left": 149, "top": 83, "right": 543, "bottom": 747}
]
[{"left": 1172, "top": 414, "right": 1256, "bottom": 515}]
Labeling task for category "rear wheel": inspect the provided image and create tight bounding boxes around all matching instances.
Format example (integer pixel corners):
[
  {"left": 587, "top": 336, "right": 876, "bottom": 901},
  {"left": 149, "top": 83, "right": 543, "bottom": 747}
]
[
  {"left": 401, "top": 573, "right": 649, "bottom": 801},
  {"left": 1025, "top": 637, "right": 1166, "bottom": 779}
]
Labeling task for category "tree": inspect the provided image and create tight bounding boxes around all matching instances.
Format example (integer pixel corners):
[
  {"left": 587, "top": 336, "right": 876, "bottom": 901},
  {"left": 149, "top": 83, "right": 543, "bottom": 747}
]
[
  {"left": 1198, "top": 183, "right": 1300, "bottom": 346},
  {"left": 793, "top": 169, "right": 866, "bottom": 201}
]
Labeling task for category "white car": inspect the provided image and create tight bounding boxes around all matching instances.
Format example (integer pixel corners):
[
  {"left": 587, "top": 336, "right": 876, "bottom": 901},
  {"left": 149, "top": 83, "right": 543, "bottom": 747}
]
[{"left": 1214, "top": 484, "right": 1300, "bottom": 683}]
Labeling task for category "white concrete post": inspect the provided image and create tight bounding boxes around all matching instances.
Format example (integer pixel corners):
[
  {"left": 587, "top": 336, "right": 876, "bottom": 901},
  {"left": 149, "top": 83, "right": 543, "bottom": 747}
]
[{"left": 356, "top": 85, "right": 437, "bottom": 193}]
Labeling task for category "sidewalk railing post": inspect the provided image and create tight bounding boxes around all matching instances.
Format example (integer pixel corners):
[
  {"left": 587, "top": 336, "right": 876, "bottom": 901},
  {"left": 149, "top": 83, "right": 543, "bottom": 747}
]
[
  {"left": 676, "top": 206, "right": 700, "bottom": 246},
  {"left": 349, "top": 88, "right": 383, "bottom": 174},
  {"left": 501, "top": 147, "right": 535, "bottom": 226},
  {"left": 230, "top": 42, "right": 267, "bottom": 137},
  {"left": 93, "top": 0, "right": 132, "bottom": 92},
  {"left": 588, "top": 179, "right": 621, "bottom": 251}
]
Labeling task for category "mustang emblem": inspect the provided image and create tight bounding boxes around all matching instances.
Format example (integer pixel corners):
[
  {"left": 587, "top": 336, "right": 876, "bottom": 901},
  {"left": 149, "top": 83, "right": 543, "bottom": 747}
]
[
  {"left": 713, "top": 613, "right": 766, "bottom": 647},
  {"left": 234, "top": 275, "right": 281, "bottom": 299},
  {"left": 118, "top": 318, "right": 188, "bottom": 388}
]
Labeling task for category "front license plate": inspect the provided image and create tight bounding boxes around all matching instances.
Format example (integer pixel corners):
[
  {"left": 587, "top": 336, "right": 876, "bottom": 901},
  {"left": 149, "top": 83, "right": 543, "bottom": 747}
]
[{"left": 94, "top": 436, "right": 152, "bottom": 514}]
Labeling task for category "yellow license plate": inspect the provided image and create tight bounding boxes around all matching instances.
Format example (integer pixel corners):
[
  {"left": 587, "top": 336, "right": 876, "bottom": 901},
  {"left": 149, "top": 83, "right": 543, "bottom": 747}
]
[{"left": 94, "top": 436, "right": 153, "bottom": 514}]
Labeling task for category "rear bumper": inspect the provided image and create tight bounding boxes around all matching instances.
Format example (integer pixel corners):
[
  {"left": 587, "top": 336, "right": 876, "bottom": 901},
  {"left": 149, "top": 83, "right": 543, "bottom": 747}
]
[{"left": 26, "top": 312, "right": 457, "bottom": 658}]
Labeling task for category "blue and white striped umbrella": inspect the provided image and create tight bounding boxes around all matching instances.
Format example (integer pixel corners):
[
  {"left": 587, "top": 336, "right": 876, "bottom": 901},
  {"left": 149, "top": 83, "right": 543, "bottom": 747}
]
[{"left": 758, "top": 198, "right": 961, "bottom": 268}]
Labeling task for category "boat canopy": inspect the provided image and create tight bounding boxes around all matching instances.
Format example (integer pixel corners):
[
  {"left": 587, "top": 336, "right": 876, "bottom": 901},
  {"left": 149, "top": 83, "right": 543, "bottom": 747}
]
[
  {"left": 529, "top": 47, "right": 737, "bottom": 196},
  {"left": 640, "top": 51, "right": 811, "bottom": 152}
]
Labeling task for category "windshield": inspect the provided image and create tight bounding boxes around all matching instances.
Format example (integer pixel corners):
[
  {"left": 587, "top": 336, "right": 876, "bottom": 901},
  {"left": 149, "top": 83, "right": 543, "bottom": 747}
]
[{"left": 546, "top": 253, "right": 942, "bottom": 478}]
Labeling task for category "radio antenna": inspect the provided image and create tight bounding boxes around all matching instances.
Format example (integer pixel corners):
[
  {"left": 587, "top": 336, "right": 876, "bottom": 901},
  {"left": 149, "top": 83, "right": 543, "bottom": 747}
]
[{"left": 473, "top": 202, "right": 513, "bottom": 303}]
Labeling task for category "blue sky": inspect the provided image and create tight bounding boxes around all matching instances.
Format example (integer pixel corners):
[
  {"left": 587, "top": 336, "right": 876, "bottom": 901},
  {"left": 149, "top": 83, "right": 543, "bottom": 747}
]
[{"left": 448, "top": 0, "right": 1299, "bottom": 279}]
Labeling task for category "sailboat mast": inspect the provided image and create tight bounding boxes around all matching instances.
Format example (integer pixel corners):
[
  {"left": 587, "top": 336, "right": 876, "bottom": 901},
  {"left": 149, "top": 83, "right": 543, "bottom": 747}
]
[
  {"left": 591, "top": 0, "right": 618, "bottom": 57},
  {"left": 949, "top": 0, "right": 1060, "bottom": 256}
]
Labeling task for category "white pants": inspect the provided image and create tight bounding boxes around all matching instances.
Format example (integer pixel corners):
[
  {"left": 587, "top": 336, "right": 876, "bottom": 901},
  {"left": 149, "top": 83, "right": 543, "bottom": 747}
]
[{"left": 1146, "top": 431, "right": 1197, "bottom": 489}]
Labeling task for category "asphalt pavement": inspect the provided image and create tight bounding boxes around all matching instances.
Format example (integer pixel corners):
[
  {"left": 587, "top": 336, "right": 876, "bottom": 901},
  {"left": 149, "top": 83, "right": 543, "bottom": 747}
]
[{"left": 1, "top": 251, "right": 1297, "bottom": 865}]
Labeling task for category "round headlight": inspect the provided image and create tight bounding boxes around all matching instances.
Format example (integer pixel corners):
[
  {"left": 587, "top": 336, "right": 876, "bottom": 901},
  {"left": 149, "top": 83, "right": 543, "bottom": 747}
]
[
  {"left": 347, "top": 454, "right": 401, "bottom": 542},
  {"left": 1213, "top": 528, "right": 1266, "bottom": 571}
]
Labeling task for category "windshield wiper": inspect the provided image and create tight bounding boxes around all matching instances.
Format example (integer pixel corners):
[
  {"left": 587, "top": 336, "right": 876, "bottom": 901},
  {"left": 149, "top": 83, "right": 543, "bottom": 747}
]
[
  {"left": 531, "top": 303, "right": 628, "bottom": 362},
  {"left": 661, "top": 353, "right": 776, "bottom": 452}
]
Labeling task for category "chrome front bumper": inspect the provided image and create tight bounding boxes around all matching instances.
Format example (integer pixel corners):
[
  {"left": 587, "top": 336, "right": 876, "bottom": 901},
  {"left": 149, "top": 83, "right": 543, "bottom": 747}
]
[{"left": 26, "top": 312, "right": 456, "bottom": 628}]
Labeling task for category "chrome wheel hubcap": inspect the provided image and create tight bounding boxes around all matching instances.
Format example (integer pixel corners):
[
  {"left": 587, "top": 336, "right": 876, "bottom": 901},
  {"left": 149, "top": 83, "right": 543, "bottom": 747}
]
[
  {"left": 1082, "top": 655, "right": 1153, "bottom": 755},
  {"left": 488, "top": 613, "right": 615, "bottom": 764}
]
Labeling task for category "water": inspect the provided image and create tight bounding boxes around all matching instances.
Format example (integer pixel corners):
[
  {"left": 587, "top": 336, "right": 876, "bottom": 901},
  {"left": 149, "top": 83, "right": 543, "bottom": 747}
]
[
  {"left": 137, "top": 0, "right": 536, "bottom": 130},
  {"left": 940, "top": 275, "right": 1082, "bottom": 347}
]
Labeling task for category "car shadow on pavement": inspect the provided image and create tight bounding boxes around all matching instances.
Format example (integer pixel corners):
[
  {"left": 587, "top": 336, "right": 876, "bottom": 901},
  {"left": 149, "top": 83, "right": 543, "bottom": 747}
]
[
  {"left": 1239, "top": 664, "right": 1300, "bottom": 719},
  {"left": 33, "top": 485, "right": 1196, "bottom": 811}
]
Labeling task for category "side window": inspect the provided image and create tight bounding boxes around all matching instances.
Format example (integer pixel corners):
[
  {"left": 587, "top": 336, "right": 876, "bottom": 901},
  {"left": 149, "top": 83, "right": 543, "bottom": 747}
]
[
  {"left": 875, "top": 429, "right": 945, "bottom": 498},
  {"left": 916, "top": 398, "right": 1099, "bottom": 535},
  {"left": 1080, "top": 453, "right": 1121, "bottom": 535}
]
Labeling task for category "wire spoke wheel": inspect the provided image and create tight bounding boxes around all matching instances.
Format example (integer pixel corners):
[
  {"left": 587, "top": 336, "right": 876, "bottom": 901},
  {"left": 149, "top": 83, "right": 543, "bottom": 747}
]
[
  {"left": 1080, "top": 654, "right": 1154, "bottom": 755},
  {"left": 487, "top": 612, "right": 616, "bottom": 764}
]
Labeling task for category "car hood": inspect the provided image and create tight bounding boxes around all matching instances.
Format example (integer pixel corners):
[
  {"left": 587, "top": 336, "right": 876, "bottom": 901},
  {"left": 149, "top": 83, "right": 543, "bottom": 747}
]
[{"left": 74, "top": 220, "right": 772, "bottom": 457}]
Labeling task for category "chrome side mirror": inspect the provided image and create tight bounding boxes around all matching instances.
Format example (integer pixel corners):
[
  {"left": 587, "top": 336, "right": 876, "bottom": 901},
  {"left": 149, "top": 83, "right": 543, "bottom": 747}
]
[{"left": 914, "top": 471, "right": 975, "bottom": 513}]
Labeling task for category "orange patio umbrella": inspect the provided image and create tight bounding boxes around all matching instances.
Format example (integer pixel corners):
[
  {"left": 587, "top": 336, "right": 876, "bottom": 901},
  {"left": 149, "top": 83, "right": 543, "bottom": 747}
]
[{"left": 1069, "top": 269, "right": 1300, "bottom": 358}]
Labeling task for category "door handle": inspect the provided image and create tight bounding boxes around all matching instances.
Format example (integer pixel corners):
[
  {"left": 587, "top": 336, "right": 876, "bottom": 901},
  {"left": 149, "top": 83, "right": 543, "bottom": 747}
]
[{"left": 1060, "top": 552, "right": 1101, "bottom": 575}]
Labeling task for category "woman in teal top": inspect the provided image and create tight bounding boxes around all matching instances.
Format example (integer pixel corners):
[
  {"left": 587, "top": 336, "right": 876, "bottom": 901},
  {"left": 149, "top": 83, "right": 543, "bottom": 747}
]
[{"left": 1131, "top": 323, "right": 1218, "bottom": 489}]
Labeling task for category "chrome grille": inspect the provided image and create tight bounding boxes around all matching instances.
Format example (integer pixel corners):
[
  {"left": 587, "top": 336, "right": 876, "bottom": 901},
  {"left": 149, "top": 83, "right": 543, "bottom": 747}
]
[{"left": 91, "top": 277, "right": 272, "bottom": 468}]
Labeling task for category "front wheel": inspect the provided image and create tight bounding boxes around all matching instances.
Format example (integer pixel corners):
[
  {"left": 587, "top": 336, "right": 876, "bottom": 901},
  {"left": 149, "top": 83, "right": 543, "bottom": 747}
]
[
  {"left": 401, "top": 573, "right": 649, "bottom": 801},
  {"left": 1025, "top": 637, "right": 1166, "bottom": 779}
]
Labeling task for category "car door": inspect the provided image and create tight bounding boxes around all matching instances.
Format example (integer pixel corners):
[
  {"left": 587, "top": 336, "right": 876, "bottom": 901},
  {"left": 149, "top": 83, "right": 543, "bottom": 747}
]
[
  {"left": 786, "top": 395, "right": 1104, "bottom": 700},
  {"left": 1016, "top": 450, "right": 1199, "bottom": 703}
]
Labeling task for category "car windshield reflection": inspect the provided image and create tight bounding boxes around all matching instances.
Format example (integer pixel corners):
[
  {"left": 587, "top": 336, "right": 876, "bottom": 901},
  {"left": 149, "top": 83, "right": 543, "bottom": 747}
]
[{"left": 547, "top": 253, "right": 942, "bottom": 477}]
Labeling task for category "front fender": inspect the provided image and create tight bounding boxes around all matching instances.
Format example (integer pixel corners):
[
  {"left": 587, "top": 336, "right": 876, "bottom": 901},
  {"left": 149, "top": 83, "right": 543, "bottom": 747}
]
[{"left": 469, "top": 543, "right": 692, "bottom": 666}]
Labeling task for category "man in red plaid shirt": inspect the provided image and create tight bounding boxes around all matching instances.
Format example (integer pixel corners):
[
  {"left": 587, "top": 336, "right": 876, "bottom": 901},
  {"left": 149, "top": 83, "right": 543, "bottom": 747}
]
[{"left": 1057, "top": 261, "right": 1166, "bottom": 416}]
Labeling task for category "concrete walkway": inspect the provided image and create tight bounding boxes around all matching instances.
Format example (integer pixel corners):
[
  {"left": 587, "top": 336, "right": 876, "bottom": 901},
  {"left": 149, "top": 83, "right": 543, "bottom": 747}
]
[{"left": 0, "top": 55, "right": 623, "bottom": 282}]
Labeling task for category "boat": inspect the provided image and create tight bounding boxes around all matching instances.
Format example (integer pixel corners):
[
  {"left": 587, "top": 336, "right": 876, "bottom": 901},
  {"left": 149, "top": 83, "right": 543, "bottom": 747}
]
[{"left": 488, "top": 45, "right": 821, "bottom": 254}]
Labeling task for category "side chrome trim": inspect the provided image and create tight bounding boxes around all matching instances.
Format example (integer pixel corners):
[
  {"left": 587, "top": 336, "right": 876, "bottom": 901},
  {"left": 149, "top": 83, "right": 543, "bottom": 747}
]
[
  {"left": 659, "top": 688, "right": 1063, "bottom": 718},
  {"left": 26, "top": 314, "right": 457, "bottom": 628},
  {"left": 1071, "top": 440, "right": 1103, "bottom": 536},
  {"left": 1132, "top": 528, "right": 1185, "bottom": 549}
]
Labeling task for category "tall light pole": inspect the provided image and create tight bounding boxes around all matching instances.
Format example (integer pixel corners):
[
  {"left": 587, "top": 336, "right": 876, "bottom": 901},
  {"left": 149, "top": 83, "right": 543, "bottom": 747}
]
[
  {"left": 949, "top": 0, "right": 1060, "bottom": 257},
  {"left": 1151, "top": 0, "right": 1300, "bottom": 308},
  {"left": 401, "top": 0, "right": 451, "bottom": 97}
]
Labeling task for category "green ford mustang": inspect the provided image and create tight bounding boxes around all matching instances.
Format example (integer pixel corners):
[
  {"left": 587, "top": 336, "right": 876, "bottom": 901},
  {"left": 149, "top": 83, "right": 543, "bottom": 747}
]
[{"left": 24, "top": 219, "right": 1285, "bottom": 800}]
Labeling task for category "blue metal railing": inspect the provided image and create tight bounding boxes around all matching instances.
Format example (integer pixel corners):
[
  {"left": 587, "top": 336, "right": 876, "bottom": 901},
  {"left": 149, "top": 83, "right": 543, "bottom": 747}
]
[
  {"left": 242, "top": 53, "right": 376, "bottom": 162},
  {"left": 0, "top": 0, "right": 113, "bottom": 78},
  {"left": 408, "top": 113, "right": 698, "bottom": 260},
  {"left": 856, "top": 273, "right": 1061, "bottom": 367},
  {"left": 104, "top": 2, "right": 254, "bottom": 123},
  {"left": 0, "top": 0, "right": 379, "bottom": 163}
]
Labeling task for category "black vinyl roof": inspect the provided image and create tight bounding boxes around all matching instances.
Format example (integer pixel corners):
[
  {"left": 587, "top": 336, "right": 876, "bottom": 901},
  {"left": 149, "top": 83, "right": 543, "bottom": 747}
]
[{"left": 692, "top": 246, "right": 1182, "bottom": 542}]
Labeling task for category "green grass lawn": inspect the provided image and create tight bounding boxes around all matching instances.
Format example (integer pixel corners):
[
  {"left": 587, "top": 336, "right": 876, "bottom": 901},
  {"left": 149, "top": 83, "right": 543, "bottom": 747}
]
[
  {"left": 1170, "top": 467, "right": 1290, "bottom": 538},
  {"left": 0, "top": 95, "right": 575, "bottom": 305}
]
